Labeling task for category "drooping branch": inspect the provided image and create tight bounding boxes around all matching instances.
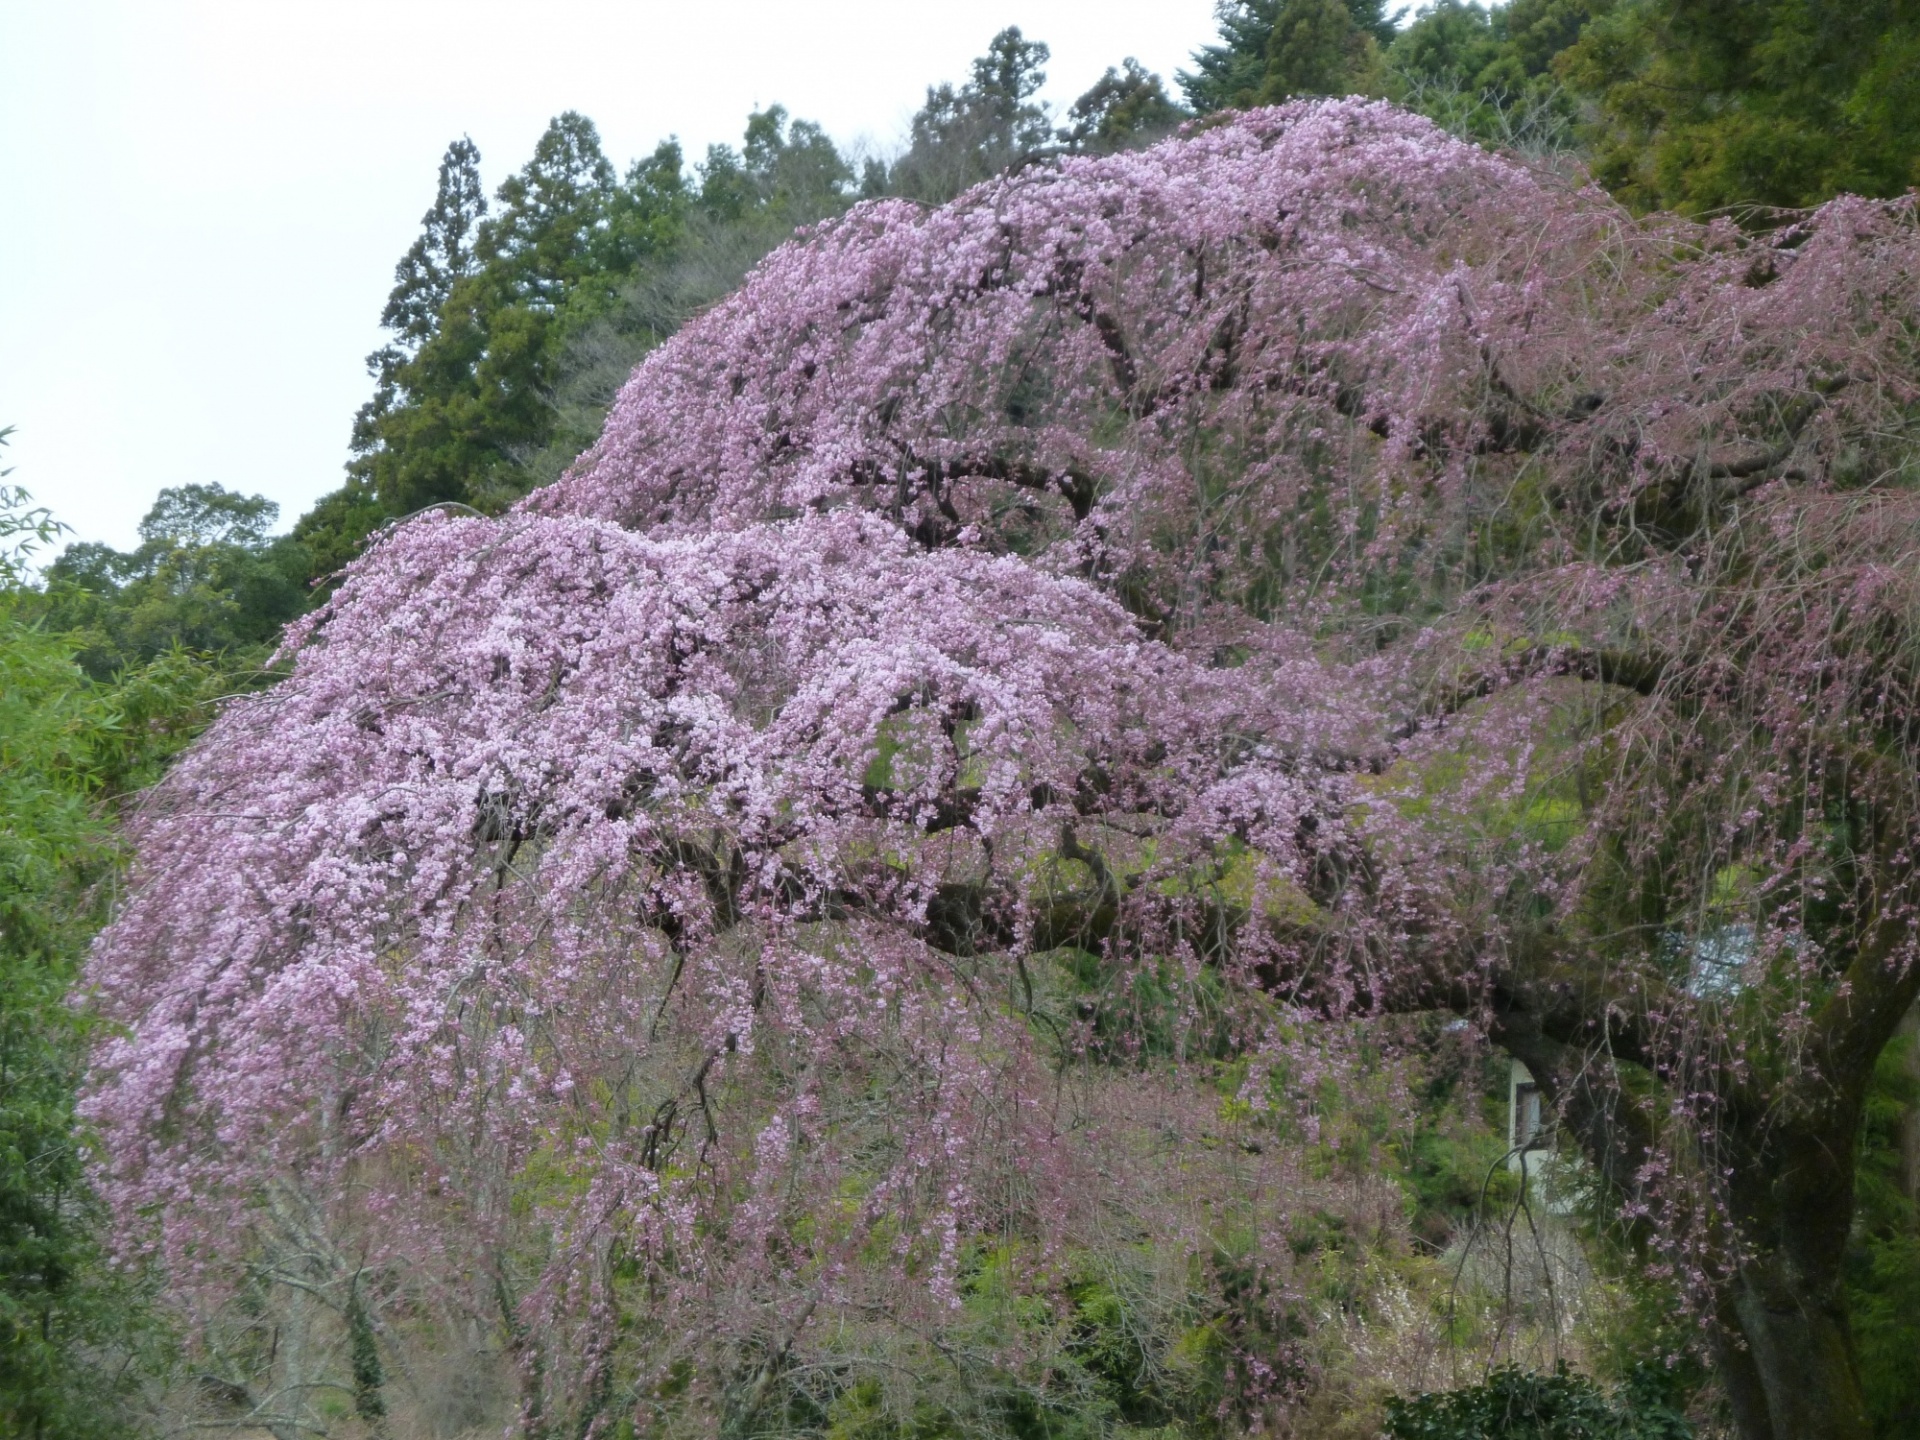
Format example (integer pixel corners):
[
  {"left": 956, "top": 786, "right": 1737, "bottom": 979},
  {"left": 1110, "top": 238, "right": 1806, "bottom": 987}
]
[{"left": 1397, "top": 643, "right": 1669, "bottom": 740}]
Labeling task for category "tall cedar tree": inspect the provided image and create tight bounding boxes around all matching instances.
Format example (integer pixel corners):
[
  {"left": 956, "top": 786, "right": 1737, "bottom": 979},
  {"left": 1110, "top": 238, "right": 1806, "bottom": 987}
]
[
  {"left": 349, "top": 114, "right": 622, "bottom": 517},
  {"left": 1380, "top": 0, "right": 1602, "bottom": 155},
  {"left": 1182, "top": 0, "right": 1397, "bottom": 107},
  {"left": 450, "top": 109, "right": 853, "bottom": 502},
  {"left": 1058, "top": 59, "right": 1188, "bottom": 153},
  {"left": 887, "top": 28, "right": 1054, "bottom": 202},
  {"left": 296, "top": 137, "right": 489, "bottom": 579},
  {"left": 302, "top": 109, "right": 859, "bottom": 585},
  {"left": 324, "top": 115, "right": 682, "bottom": 532}
]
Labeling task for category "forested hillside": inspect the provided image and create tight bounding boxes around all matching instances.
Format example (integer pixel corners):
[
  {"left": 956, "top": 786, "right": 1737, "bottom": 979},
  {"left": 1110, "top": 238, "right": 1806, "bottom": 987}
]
[{"left": 7, "top": 5, "right": 1920, "bottom": 1438}]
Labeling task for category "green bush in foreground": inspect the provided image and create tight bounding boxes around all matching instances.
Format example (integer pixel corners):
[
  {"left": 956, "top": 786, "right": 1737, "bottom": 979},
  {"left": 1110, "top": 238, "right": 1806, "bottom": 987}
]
[{"left": 1385, "top": 1365, "right": 1692, "bottom": 1440}]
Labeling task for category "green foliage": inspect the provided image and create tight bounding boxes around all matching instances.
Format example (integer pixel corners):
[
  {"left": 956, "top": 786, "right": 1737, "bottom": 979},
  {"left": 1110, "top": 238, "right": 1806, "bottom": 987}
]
[
  {"left": 0, "top": 821, "right": 146, "bottom": 1440},
  {"left": 1845, "top": 1034, "right": 1920, "bottom": 1438},
  {"left": 326, "top": 104, "right": 857, "bottom": 565},
  {"left": 1182, "top": 0, "right": 1397, "bottom": 108},
  {"left": 703, "top": 106, "right": 853, "bottom": 222},
  {"left": 286, "top": 476, "right": 391, "bottom": 589},
  {"left": 796, "top": 1231, "right": 1307, "bottom": 1440},
  {"left": 1060, "top": 60, "right": 1188, "bottom": 154},
  {"left": 0, "top": 479, "right": 223, "bottom": 1436},
  {"left": 1184, "top": 0, "right": 1918, "bottom": 214},
  {"left": 1373, "top": 1, "right": 1597, "bottom": 158},
  {"left": 380, "top": 135, "right": 487, "bottom": 351},
  {"left": 502, "top": 109, "right": 854, "bottom": 504},
  {"left": 346, "top": 1281, "right": 386, "bottom": 1421},
  {"left": 887, "top": 28, "right": 1055, "bottom": 202},
  {"left": 1558, "top": 0, "right": 1920, "bottom": 212},
  {"left": 0, "top": 433, "right": 59, "bottom": 588},
  {"left": 1383, "top": 1364, "right": 1692, "bottom": 1440},
  {"left": 41, "top": 482, "right": 308, "bottom": 677},
  {"left": 1391, "top": 0, "right": 1512, "bottom": 88},
  {"left": 1270, "top": 0, "right": 1389, "bottom": 98},
  {"left": 1391, "top": 1039, "right": 1520, "bottom": 1252},
  {"left": 345, "top": 113, "right": 664, "bottom": 519}
]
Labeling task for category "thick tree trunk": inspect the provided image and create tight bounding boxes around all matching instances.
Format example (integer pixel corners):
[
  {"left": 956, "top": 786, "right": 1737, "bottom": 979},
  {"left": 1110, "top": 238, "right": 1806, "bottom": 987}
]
[
  {"left": 1708, "top": 1303, "right": 1779, "bottom": 1440},
  {"left": 1716, "top": 1260, "right": 1871, "bottom": 1440},
  {"left": 1711, "top": 1108, "right": 1873, "bottom": 1440},
  {"left": 1492, "top": 1014, "right": 1878, "bottom": 1440}
]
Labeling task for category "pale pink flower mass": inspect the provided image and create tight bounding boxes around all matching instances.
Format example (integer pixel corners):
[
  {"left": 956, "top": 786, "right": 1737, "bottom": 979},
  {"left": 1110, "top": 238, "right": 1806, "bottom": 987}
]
[{"left": 82, "top": 99, "right": 1920, "bottom": 1428}]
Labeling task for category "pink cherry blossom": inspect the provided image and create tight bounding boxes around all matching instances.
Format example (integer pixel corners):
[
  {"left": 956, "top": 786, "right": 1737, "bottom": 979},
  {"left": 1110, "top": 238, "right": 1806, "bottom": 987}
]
[{"left": 83, "top": 100, "right": 1920, "bottom": 1437}]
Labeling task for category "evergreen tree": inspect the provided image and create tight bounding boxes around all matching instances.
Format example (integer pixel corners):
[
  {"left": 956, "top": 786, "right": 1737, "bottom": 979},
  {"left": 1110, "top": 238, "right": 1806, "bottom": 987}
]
[
  {"left": 381, "top": 137, "right": 486, "bottom": 352},
  {"left": 888, "top": 28, "right": 1053, "bottom": 202},
  {"left": 1383, "top": 0, "right": 1595, "bottom": 154},
  {"left": 340, "top": 113, "right": 680, "bottom": 520},
  {"left": 699, "top": 106, "right": 851, "bottom": 222},
  {"left": 477, "top": 111, "right": 618, "bottom": 306},
  {"left": 299, "top": 104, "right": 856, "bottom": 582},
  {"left": 1183, "top": 0, "right": 1396, "bottom": 109},
  {"left": 488, "top": 111, "right": 851, "bottom": 498},
  {"left": 299, "top": 137, "right": 489, "bottom": 579},
  {"left": 740, "top": 106, "right": 853, "bottom": 214},
  {"left": 965, "top": 25, "right": 1055, "bottom": 151},
  {"left": 1268, "top": 0, "right": 1384, "bottom": 98},
  {"left": 1502, "top": 0, "right": 1601, "bottom": 75},
  {"left": 1559, "top": 0, "right": 1920, "bottom": 212},
  {"left": 1059, "top": 59, "right": 1188, "bottom": 153},
  {"left": 1388, "top": 0, "right": 1508, "bottom": 88},
  {"left": 1182, "top": 0, "right": 1286, "bottom": 108},
  {"left": 346, "top": 138, "right": 488, "bottom": 518},
  {"left": 286, "top": 480, "right": 391, "bottom": 588}
]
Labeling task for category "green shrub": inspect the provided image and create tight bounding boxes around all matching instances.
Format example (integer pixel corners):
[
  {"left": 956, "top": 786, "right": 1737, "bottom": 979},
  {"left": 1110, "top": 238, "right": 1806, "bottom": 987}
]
[{"left": 1383, "top": 1365, "right": 1691, "bottom": 1440}]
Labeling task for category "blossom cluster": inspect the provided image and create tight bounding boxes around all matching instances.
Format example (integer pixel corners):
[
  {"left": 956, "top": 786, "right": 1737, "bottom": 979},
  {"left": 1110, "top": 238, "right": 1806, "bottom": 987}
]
[{"left": 82, "top": 98, "right": 1920, "bottom": 1428}]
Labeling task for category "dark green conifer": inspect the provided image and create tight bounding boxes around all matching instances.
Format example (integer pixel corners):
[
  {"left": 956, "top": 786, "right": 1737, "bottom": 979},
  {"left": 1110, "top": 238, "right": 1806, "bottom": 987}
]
[
  {"left": 1183, "top": 0, "right": 1395, "bottom": 109},
  {"left": 1060, "top": 59, "right": 1188, "bottom": 152}
]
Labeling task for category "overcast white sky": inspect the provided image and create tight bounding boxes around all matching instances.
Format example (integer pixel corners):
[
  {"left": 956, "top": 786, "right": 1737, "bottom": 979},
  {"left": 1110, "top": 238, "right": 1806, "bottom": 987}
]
[{"left": 0, "top": 1, "right": 1222, "bottom": 551}]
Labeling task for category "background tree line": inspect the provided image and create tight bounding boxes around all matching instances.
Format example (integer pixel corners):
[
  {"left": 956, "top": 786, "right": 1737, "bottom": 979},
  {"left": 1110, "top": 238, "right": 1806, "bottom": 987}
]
[
  {"left": 41, "top": 0, "right": 1920, "bottom": 657},
  {"left": 1187, "top": 0, "right": 1920, "bottom": 210},
  {"left": 0, "top": 444, "right": 221, "bottom": 1436}
]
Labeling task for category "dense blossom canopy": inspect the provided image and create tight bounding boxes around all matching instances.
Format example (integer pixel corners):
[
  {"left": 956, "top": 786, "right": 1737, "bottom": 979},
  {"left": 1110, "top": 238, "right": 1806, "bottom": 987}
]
[{"left": 84, "top": 101, "right": 1920, "bottom": 1436}]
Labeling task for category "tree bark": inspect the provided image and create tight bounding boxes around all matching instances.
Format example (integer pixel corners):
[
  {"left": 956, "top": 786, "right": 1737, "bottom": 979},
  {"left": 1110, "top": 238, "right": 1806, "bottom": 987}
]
[
  {"left": 1704, "top": 1107, "right": 1876, "bottom": 1440},
  {"left": 1492, "top": 1001, "right": 1882, "bottom": 1440},
  {"left": 1718, "top": 1258, "right": 1871, "bottom": 1440},
  {"left": 1709, "top": 1301, "right": 1779, "bottom": 1440}
]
